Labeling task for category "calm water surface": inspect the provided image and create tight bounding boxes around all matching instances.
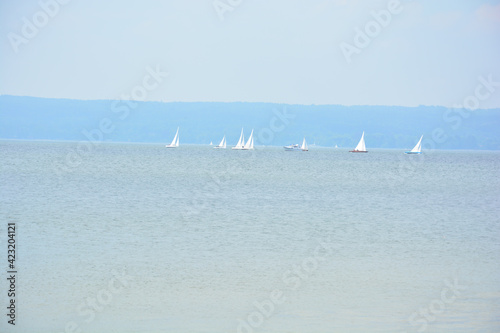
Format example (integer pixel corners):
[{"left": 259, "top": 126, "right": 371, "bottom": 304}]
[{"left": 1, "top": 141, "right": 499, "bottom": 332}]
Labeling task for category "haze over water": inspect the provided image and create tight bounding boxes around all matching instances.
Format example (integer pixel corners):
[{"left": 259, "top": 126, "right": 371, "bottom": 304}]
[{"left": 1, "top": 141, "right": 499, "bottom": 332}]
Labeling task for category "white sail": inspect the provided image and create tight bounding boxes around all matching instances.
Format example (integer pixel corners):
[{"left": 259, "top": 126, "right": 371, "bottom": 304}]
[
  {"left": 354, "top": 131, "right": 366, "bottom": 151},
  {"left": 171, "top": 127, "right": 179, "bottom": 146},
  {"left": 166, "top": 127, "right": 179, "bottom": 148},
  {"left": 243, "top": 129, "right": 254, "bottom": 150},
  {"left": 410, "top": 135, "right": 423, "bottom": 153},
  {"left": 232, "top": 128, "right": 245, "bottom": 150},
  {"left": 214, "top": 135, "right": 226, "bottom": 149},
  {"left": 301, "top": 137, "right": 308, "bottom": 151}
]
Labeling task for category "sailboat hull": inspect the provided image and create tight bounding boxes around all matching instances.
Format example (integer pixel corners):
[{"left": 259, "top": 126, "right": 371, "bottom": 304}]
[
  {"left": 165, "top": 146, "right": 178, "bottom": 148},
  {"left": 349, "top": 150, "right": 368, "bottom": 153},
  {"left": 404, "top": 151, "right": 422, "bottom": 154}
]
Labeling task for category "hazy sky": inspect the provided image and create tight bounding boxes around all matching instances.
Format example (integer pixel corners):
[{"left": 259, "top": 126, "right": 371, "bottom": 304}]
[{"left": 1, "top": 0, "right": 499, "bottom": 107}]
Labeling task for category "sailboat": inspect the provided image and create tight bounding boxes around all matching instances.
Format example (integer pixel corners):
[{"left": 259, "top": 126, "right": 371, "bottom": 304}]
[
  {"left": 242, "top": 129, "right": 254, "bottom": 150},
  {"left": 405, "top": 135, "right": 423, "bottom": 154},
  {"left": 214, "top": 135, "right": 226, "bottom": 149},
  {"left": 209, "top": 141, "right": 213, "bottom": 146},
  {"left": 301, "top": 137, "right": 308, "bottom": 151},
  {"left": 232, "top": 128, "right": 245, "bottom": 150},
  {"left": 349, "top": 131, "right": 368, "bottom": 153},
  {"left": 165, "top": 127, "right": 179, "bottom": 148}
]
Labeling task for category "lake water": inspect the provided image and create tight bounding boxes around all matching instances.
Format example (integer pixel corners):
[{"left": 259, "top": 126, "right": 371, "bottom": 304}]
[{"left": 1, "top": 140, "right": 499, "bottom": 332}]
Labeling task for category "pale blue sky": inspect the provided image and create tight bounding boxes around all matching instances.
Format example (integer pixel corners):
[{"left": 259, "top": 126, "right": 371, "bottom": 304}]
[{"left": 1, "top": 0, "right": 499, "bottom": 107}]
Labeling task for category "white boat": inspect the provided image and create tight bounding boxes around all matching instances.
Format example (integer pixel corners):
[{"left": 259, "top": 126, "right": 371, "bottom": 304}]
[
  {"left": 209, "top": 141, "right": 213, "bottom": 146},
  {"left": 284, "top": 138, "right": 308, "bottom": 151},
  {"left": 242, "top": 129, "right": 254, "bottom": 150},
  {"left": 405, "top": 135, "right": 423, "bottom": 154},
  {"left": 214, "top": 135, "right": 226, "bottom": 149},
  {"left": 165, "top": 127, "right": 179, "bottom": 148},
  {"left": 232, "top": 128, "right": 245, "bottom": 150},
  {"left": 284, "top": 144, "right": 301, "bottom": 151},
  {"left": 301, "top": 137, "right": 308, "bottom": 151},
  {"left": 334, "top": 144, "right": 338, "bottom": 148},
  {"left": 350, "top": 131, "right": 368, "bottom": 153}
]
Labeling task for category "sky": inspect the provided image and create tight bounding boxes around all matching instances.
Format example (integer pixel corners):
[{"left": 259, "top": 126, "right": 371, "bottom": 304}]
[{"left": 0, "top": 0, "right": 499, "bottom": 108}]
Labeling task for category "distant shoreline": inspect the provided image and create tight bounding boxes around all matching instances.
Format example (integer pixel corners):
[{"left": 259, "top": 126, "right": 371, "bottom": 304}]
[
  {"left": 1, "top": 139, "right": 499, "bottom": 152},
  {"left": 1, "top": 95, "right": 499, "bottom": 150}
]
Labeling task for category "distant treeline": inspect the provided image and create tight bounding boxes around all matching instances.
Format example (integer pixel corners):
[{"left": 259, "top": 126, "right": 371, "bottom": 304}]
[{"left": 0, "top": 95, "right": 499, "bottom": 150}]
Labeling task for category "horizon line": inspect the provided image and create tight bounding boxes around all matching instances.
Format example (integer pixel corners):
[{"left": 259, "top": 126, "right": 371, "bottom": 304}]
[
  {"left": 1, "top": 138, "right": 498, "bottom": 152},
  {"left": 2, "top": 94, "right": 500, "bottom": 111}
]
